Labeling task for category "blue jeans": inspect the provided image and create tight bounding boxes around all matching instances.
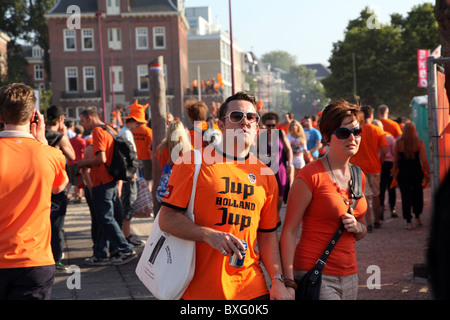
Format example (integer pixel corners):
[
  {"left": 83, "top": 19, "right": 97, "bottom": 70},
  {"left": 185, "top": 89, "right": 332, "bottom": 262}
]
[{"left": 91, "top": 181, "right": 133, "bottom": 258}]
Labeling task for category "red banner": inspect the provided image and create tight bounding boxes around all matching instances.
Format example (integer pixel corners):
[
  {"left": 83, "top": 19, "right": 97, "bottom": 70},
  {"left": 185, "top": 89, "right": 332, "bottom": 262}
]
[{"left": 417, "top": 49, "right": 430, "bottom": 88}]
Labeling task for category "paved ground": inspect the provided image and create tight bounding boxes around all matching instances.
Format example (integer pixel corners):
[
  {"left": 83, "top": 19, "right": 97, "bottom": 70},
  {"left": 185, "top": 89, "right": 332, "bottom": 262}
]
[{"left": 51, "top": 187, "right": 433, "bottom": 300}]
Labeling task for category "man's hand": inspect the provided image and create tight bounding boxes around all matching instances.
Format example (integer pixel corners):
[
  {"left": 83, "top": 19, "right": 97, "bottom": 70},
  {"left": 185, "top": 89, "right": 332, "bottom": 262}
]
[{"left": 30, "top": 110, "right": 47, "bottom": 145}]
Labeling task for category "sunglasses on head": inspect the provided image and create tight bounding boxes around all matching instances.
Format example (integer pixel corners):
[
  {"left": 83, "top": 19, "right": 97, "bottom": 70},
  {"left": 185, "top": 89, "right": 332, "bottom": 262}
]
[
  {"left": 332, "top": 126, "right": 362, "bottom": 139},
  {"left": 224, "top": 111, "right": 260, "bottom": 124}
]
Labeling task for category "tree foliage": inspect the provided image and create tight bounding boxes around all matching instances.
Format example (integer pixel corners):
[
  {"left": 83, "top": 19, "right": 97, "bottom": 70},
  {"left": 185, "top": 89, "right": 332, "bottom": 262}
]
[
  {"left": 259, "top": 50, "right": 327, "bottom": 118},
  {"left": 261, "top": 50, "right": 297, "bottom": 72},
  {"left": 322, "top": 4, "right": 439, "bottom": 117},
  {"left": 0, "top": 0, "right": 55, "bottom": 85}
]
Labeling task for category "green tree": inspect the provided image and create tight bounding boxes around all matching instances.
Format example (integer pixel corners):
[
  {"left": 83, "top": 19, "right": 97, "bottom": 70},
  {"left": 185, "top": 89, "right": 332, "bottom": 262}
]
[
  {"left": 323, "top": 5, "right": 439, "bottom": 117},
  {"left": 261, "top": 50, "right": 297, "bottom": 72},
  {"left": 396, "top": 3, "right": 439, "bottom": 110},
  {"left": 285, "top": 65, "right": 327, "bottom": 118},
  {"left": 0, "top": 0, "right": 55, "bottom": 84}
]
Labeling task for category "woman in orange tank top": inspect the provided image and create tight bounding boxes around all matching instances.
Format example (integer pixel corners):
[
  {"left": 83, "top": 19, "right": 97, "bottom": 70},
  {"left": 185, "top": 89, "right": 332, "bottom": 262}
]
[{"left": 281, "top": 100, "right": 368, "bottom": 300}]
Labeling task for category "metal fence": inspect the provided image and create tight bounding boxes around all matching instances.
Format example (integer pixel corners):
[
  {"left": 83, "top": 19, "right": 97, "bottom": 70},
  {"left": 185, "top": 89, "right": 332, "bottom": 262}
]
[{"left": 427, "top": 56, "right": 450, "bottom": 196}]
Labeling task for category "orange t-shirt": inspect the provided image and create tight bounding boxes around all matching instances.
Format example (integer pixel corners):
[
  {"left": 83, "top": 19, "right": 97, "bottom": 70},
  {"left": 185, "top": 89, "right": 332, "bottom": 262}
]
[
  {"left": 350, "top": 123, "right": 387, "bottom": 174},
  {"left": 276, "top": 122, "right": 289, "bottom": 134},
  {"left": 379, "top": 118, "right": 402, "bottom": 138},
  {"left": 0, "top": 132, "right": 68, "bottom": 268},
  {"left": 189, "top": 121, "right": 221, "bottom": 150},
  {"left": 294, "top": 160, "right": 367, "bottom": 276},
  {"left": 91, "top": 125, "right": 116, "bottom": 187},
  {"left": 162, "top": 148, "right": 280, "bottom": 300},
  {"left": 132, "top": 125, "right": 153, "bottom": 160}
]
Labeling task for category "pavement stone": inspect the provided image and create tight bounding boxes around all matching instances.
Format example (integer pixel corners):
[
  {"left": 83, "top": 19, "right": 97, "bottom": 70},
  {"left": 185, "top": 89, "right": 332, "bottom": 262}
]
[{"left": 51, "top": 186, "right": 433, "bottom": 300}]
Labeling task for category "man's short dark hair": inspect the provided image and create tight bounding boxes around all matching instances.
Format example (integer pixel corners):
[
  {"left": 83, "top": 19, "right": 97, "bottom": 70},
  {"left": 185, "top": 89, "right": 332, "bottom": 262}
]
[
  {"left": 261, "top": 111, "right": 280, "bottom": 124},
  {"left": 0, "top": 83, "right": 36, "bottom": 125},
  {"left": 218, "top": 91, "right": 257, "bottom": 121},
  {"left": 361, "top": 105, "right": 374, "bottom": 120},
  {"left": 80, "top": 108, "right": 99, "bottom": 119}
]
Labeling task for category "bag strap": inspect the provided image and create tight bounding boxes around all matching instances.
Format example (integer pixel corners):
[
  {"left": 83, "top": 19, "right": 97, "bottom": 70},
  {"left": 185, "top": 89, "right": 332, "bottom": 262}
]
[
  {"left": 314, "top": 164, "right": 362, "bottom": 271},
  {"left": 99, "top": 124, "right": 117, "bottom": 138},
  {"left": 185, "top": 149, "right": 202, "bottom": 221}
]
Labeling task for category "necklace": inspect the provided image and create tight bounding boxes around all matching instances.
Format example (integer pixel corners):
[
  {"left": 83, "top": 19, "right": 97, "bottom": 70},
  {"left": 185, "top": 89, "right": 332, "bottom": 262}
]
[{"left": 326, "top": 155, "right": 354, "bottom": 211}]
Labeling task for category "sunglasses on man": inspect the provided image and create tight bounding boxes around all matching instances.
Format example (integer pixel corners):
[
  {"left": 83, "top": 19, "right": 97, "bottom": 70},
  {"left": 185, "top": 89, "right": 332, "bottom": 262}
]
[{"left": 224, "top": 111, "right": 260, "bottom": 124}]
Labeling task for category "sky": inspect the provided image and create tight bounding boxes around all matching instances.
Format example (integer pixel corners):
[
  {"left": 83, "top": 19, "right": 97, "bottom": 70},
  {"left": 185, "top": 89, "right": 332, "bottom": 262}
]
[{"left": 185, "top": 0, "right": 433, "bottom": 66}]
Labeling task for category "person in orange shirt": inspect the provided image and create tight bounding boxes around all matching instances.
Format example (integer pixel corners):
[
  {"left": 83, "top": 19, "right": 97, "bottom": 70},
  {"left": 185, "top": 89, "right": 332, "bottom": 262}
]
[
  {"left": 350, "top": 105, "right": 387, "bottom": 231},
  {"left": 276, "top": 112, "right": 293, "bottom": 134},
  {"left": 281, "top": 100, "right": 367, "bottom": 300},
  {"left": 0, "top": 83, "right": 68, "bottom": 300},
  {"left": 185, "top": 100, "right": 221, "bottom": 150},
  {"left": 129, "top": 101, "right": 153, "bottom": 190},
  {"left": 159, "top": 91, "right": 293, "bottom": 300},
  {"left": 77, "top": 108, "right": 136, "bottom": 266},
  {"left": 377, "top": 104, "right": 402, "bottom": 138}
]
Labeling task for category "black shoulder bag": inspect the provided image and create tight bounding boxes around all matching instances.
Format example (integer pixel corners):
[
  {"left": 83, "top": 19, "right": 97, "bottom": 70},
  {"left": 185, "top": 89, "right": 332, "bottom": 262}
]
[{"left": 295, "top": 164, "right": 363, "bottom": 300}]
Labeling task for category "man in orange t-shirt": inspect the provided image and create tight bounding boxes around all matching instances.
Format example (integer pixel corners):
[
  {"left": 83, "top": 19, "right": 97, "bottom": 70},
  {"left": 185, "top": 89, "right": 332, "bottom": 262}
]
[
  {"left": 350, "top": 105, "right": 387, "bottom": 231},
  {"left": 0, "top": 84, "right": 68, "bottom": 300},
  {"left": 377, "top": 104, "right": 402, "bottom": 138},
  {"left": 78, "top": 108, "right": 136, "bottom": 266},
  {"left": 276, "top": 112, "right": 294, "bottom": 134},
  {"left": 159, "top": 92, "right": 293, "bottom": 300}
]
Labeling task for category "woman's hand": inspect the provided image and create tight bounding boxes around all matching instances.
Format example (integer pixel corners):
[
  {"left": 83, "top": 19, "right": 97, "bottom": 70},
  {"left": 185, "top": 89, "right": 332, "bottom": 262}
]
[{"left": 341, "top": 213, "right": 362, "bottom": 234}]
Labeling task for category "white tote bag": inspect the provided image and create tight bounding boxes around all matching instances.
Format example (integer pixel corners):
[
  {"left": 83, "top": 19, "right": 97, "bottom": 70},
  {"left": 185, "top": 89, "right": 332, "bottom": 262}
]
[{"left": 135, "top": 149, "right": 201, "bottom": 300}]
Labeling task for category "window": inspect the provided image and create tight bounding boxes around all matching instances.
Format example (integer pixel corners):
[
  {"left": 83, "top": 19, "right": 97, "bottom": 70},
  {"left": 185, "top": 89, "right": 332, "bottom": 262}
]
[
  {"left": 83, "top": 67, "right": 96, "bottom": 92},
  {"left": 64, "top": 29, "right": 76, "bottom": 51},
  {"left": 106, "top": 0, "right": 120, "bottom": 15},
  {"left": 32, "top": 46, "right": 44, "bottom": 58},
  {"left": 34, "top": 65, "right": 44, "bottom": 80},
  {"left": 65, "top": 67, "right": 78, "bottom": 92},
  {"left": 110, "top": 66, "right": 123, "bottom": 92},
  {"left": 136, "top": 28, "right": 148, "bottom": 50},
  {"left": 108, "top": 28, "right": 122, "bottom": 50},
  {"left": 153, "top": 27, "right": 166, "bottom": 49},
  {"left": 137, "top": 65, "right": 148, "bottom": 90},
  {"left": 82, "top": 29, "right": 94, "bottom": 51}
]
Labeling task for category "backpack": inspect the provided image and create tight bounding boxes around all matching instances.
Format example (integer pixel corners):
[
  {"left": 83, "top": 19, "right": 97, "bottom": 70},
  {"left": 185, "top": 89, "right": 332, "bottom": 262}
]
[
  {"left": 99, "top": 125, "right": 139, "bottom": 181},
  {"left": 194, "top": 121, "right": 221, "bottom": 146}
]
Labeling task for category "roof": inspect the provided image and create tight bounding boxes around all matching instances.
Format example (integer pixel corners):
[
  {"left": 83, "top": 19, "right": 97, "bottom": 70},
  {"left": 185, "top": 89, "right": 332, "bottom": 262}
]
[
  {"left": 302, "top": 63, "right": 331, "bottom": 80},
  {"left": 48, "top": 0, "right": 181, "bottom": 15},
  {"left": 48, "top": 0, "right": 98, "bottom": 14},
  {"left": 128, "top": 0, "right": 179, "bottom": 13}
]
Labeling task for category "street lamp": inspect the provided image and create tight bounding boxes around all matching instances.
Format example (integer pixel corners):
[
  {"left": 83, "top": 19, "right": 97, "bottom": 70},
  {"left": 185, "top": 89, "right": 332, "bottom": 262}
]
[
  {"left": 228, "top": 0, "right": 235, "bottom": 95},
  {"left": 96, "top": 11, "right": 107, "bottom": 122}
]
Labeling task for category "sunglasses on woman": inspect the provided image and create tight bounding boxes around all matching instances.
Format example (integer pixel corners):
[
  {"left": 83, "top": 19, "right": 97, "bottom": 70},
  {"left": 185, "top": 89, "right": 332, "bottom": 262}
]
[
  {"left": 224, "top": 111, "right": 260, "bottom": 124},
  {"left": 332, "top": 126, "right": 363, "bottom": 139}
]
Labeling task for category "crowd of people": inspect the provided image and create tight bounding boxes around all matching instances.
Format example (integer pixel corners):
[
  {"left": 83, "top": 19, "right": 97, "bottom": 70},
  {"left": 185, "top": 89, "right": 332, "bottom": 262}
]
[{"left": 0, "top": 83, "right": 434, "bottom": 300}]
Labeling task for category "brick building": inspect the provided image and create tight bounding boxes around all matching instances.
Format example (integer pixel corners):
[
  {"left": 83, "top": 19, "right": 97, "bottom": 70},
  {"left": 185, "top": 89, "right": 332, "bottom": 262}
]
[
  {"left": 46, "top": 0, "right": 189, "bottom": 123},
  {"left": 21, "top": 45, "right": 49, "bottom": 91}
]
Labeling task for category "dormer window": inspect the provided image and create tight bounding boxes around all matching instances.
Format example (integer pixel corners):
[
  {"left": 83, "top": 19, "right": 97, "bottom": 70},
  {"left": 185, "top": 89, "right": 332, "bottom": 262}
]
[
  {"left": 106, "top": 0, "right": 120, "bottom": 15},
  {"left": 32, "top": 46, "right": 44, "bottom": 58}
]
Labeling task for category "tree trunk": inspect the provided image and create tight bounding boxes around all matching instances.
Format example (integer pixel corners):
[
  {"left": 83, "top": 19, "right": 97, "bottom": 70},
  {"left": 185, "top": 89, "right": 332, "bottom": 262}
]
[
  {"left": 435, "top": 0, "right": 450, "bottom": 105},
  {"left": 148, "top": 56, "right": 167, "bottom": 213}
]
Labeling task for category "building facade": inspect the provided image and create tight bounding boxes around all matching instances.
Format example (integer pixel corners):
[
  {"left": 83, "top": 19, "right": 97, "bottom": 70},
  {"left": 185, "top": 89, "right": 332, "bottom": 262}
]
[
  {"left": 21, "top": 45, "right": 49, "bottom": 91},
  {"left": 185, "top": 6, "right": 248, "bottom": 104},
  {"left": 47, "top": 0, "right": 189, "bottom": 123}
]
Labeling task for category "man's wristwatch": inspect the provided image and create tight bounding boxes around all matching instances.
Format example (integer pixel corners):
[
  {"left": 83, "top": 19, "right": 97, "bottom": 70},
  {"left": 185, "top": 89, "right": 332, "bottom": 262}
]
[{"left": 274, "top": 274, "right": 298, "bottom": 290}]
